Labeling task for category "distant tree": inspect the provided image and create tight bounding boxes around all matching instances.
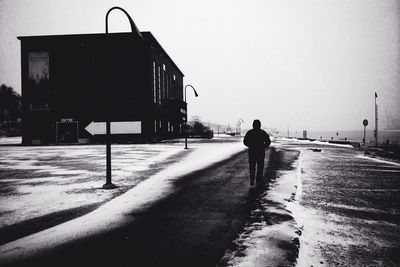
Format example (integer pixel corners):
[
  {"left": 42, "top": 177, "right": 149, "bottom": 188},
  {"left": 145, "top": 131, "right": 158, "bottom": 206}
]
[
  {"left": 0, "top": 84, "right": 22, "bottom": 136},
  {"left": 0, "top": 84, "right": 21, "bottom": 121},
  {"left": 193, "top": 118, "right": 207, "bottom": 134},
  {"left": 187, "top": 116, "right": 213, "bottom": 138}
]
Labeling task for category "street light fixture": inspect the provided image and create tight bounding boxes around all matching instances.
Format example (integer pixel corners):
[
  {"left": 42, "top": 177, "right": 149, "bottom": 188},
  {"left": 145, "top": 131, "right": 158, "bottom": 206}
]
[
  {"left": 102, "top": 6, "right": 142, "bottom": 189},
  {"left": 184, "top": 84, "right": 198, "bottom": 149}
]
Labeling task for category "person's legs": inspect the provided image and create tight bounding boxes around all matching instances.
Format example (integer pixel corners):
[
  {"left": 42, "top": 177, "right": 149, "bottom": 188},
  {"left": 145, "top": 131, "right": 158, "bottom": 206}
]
[
  {"left": 255, "top": 156, "right": 265, "bottom": 185},
  {"left": 249, "top": 156, "right": 256, "bottom": 186}
]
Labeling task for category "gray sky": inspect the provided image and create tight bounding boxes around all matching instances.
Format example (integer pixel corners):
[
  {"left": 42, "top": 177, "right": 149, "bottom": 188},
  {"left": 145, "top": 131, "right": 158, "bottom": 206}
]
[{"left": 1, "top": 0, "right": 399, "bottom": 131}]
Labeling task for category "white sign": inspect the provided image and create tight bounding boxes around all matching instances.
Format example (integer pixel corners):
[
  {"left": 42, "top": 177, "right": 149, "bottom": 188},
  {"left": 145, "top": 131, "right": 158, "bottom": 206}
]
[{"left": 85, "top": 121, "right": 142, "bottom": 135}]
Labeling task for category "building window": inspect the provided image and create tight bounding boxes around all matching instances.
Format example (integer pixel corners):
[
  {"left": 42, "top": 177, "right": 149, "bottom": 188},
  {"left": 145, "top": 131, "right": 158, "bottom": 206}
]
[
  {"left": 168, "top": 122, "right": 171, "bottom": 132},
  {"left": 173, "top": 81, "right": 177, "bottom": 99},
  {"left": 158, "top": 66, "right": 161, "bottom": 105},
  {"left": 154, "top": 120, "right": 157, "bottom": 133},
  {"left": 162, "top": 71, "right": 165, "bottom": 103},
  {"left": 166, "top": 74, "right": 169, "bottom": 100},
  {"left": 163, "top": 64, "right": 166, "bottom": 71},
  {"left": 173, "top": 75, "right": 176, "bottom": 81},
  {"left": 153, "top": 62, "right": 156, "bottom": 103},
  {"left": 29, "top": 52, "right": 49, "bottom": 87}
]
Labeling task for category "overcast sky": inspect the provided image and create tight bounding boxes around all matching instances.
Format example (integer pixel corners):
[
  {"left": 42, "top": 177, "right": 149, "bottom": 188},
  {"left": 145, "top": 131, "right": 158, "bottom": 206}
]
[{"left": 1, "top": 0, "right": 399, "bottom": 131}]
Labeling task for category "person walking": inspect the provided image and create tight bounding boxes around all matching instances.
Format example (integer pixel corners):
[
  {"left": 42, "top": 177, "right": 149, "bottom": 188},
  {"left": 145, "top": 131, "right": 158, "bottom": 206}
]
[{"left": 243, "top": 119, "right": 271, "bottom": 186}]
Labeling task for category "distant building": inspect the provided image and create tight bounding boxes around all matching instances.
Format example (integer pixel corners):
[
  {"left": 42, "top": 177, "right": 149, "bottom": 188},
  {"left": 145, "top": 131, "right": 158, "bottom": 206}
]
[{"left": 18, "top": 31, "right": 186, "bottom": 145}]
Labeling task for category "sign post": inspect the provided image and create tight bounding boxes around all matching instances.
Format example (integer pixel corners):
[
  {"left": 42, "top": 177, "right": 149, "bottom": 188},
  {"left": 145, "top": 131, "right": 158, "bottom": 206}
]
[
  {"left": 85, "top": 121, "right": 142, "bottom": 188},
  {"left": 374, "top": 92, "right": 378, "bottom": 150},
  {"left": 363, "top": 119, "right": 368, "bottom": 151},
  {"left": 104, "top": 121, "right": 115, "bottom": 189}
]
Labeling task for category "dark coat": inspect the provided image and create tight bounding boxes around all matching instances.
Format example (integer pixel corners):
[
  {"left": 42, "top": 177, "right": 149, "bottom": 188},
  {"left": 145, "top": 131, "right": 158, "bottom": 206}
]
[{"left": 243, "top": 129, "right": 271, "bottom": 158}]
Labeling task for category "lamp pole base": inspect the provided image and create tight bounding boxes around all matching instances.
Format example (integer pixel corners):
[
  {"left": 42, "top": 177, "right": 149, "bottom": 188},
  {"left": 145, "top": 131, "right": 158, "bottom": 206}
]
[{"left": 102, "top": 183, "right": 117, "bottom": 189}]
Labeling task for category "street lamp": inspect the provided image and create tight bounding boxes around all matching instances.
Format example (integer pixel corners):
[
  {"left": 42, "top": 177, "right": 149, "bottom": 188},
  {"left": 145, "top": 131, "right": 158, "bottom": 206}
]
[
  {"left": 184, "top": 84, "right": 198, "bottom": 149},
  {"left": 102, "top": 6, "right": 142, "bottom": 189}
]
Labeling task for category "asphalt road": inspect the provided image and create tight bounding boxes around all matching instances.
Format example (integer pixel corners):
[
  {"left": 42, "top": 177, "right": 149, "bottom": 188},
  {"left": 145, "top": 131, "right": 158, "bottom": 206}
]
[{"left": 5, "top": 148, "right": 278, "bottom": 267}]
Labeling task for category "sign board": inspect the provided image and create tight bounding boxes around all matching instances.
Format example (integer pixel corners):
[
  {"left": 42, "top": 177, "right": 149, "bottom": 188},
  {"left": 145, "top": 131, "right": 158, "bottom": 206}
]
[
  {"left": 363, "top": 119, "right": 368, "bottom": 126},
  {"left": 85, "top": 121, "right": 142, "bottom": 135}
]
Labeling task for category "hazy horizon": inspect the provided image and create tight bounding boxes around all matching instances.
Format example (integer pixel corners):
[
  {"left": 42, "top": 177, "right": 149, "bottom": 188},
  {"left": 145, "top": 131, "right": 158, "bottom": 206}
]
[{"left": 1, "top": 0, "right": 399, "bottom": 132}]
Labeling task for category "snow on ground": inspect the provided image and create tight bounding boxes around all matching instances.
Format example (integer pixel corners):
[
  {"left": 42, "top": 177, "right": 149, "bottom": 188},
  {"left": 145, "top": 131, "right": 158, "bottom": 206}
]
[
  {"left": 0, "top": 136, "right": 21, "bottom": 145},
  {"left": 0, "top": 144, "right": 183, "bottom": 228},
  {"left": 221, "top": 148, "right": 301, "bottom": 267},
  {"left": 356, "top": 155, "right": 400, "bottom": 166},
  {"left": 0, "top": 139, "right": 245, "bottom": 262},
  {"left": 275, "top": 137, "right": 354, "bottom": 148}
]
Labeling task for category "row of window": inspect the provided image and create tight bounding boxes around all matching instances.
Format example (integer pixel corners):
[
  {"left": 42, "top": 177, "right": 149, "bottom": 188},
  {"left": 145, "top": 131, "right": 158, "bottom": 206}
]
[
  {"left": 153, "top": 120, "right": 183, "bottom": 134},
  {"left": 152, "top": 61, "right": 182, "bottom": 105}
]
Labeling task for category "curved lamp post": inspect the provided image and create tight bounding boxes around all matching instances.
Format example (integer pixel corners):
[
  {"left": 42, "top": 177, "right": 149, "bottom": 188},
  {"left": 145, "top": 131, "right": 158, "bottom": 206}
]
[
  {"left": 184, "top": 84, "right": 198, "bottom": 149},
  {"left": 105, "top": 7, "right": 143, "bottom": 38},
  {"left": 103, "top": 7, "right": 142, "bottom": 189}
]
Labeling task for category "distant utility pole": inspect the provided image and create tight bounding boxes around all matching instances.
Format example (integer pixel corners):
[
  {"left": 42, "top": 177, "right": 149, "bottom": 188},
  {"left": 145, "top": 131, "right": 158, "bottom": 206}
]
[
  {"left": 375, "top": 92, "right": 378, "bottom": 148},
  {"left": 236, "top": 119, "right": 244, "bottom": 137}
]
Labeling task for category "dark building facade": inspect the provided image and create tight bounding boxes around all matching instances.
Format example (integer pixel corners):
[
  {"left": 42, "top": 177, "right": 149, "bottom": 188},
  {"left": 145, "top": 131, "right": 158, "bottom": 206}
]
[{"left": 18, "top": 31, "right": 186, "bottom": 145}]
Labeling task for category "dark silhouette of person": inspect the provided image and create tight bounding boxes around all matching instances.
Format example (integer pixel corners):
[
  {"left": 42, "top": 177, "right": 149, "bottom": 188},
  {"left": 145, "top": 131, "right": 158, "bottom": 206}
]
[{"left": 243, "top": 120, "right": 271, "bottom": 186}]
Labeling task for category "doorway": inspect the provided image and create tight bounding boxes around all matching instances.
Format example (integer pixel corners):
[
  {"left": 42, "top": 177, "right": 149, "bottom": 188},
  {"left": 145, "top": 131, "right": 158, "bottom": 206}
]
[{"left": 56, "top": 121, "right": 79, "bottom": 144}]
